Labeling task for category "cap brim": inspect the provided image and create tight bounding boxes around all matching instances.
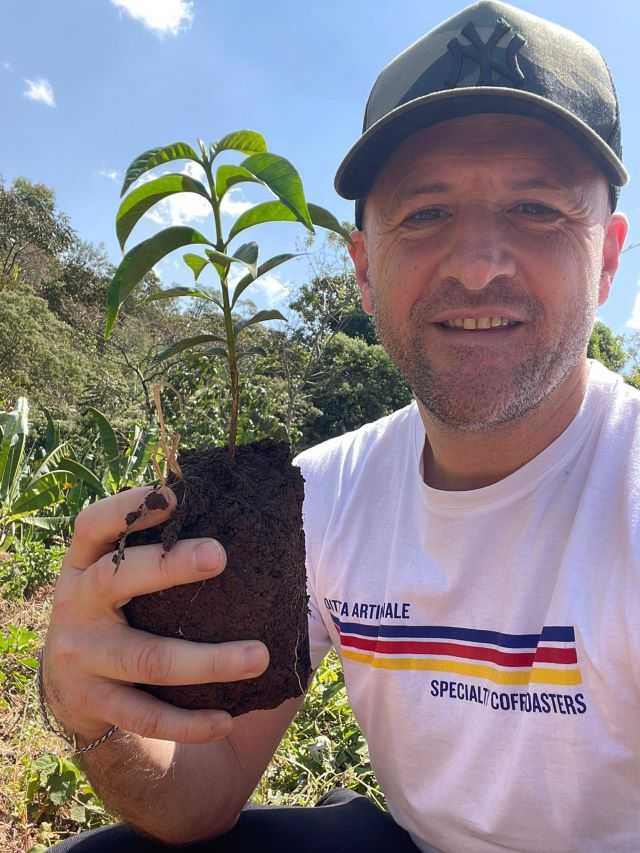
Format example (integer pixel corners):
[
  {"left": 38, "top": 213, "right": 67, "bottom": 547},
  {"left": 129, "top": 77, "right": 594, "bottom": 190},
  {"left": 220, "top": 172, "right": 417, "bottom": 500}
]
[{"left": 335, "top": 87, "right": 629, "bottom": 200}]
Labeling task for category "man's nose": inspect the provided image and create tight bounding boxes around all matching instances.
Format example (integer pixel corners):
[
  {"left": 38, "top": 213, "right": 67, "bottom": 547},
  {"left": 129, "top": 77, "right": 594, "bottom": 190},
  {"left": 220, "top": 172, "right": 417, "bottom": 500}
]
[{"left": 437, "top": 208, "right": 516, "bottom": 291}]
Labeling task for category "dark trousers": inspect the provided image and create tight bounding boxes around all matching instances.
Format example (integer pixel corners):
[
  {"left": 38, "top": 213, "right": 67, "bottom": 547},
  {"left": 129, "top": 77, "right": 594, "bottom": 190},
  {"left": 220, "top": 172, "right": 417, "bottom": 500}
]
[{"left": 46, "top": 788, "right": 423, "bottom": 852}]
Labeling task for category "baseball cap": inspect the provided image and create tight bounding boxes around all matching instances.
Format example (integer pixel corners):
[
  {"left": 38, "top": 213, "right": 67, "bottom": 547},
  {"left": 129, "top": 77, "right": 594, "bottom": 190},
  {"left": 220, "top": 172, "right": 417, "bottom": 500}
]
[{"left": 335, "top": 1, "right": 628, "bottom": 228}]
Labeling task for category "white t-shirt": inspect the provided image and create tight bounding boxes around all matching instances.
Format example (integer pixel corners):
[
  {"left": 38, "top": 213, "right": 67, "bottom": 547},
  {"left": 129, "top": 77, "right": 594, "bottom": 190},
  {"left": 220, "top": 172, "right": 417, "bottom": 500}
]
[{"left": 294, "top": 359, "right": 640, "bottom": 853}]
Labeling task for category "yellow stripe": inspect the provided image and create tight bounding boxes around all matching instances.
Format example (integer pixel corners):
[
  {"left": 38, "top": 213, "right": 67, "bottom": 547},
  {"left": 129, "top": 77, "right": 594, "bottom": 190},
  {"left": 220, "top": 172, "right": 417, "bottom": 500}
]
[{"left": 341, "top": 650, "right": 583, "bottom": 686}]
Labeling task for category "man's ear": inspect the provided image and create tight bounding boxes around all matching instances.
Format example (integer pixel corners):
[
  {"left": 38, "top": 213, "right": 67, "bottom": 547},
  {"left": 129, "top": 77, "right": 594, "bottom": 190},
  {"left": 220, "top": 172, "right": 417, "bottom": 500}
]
[
  {"left": 599, "top": 212, "right": 628, "bottom": 306},
  {"left": 348, "top": 229, "right": 375, "bottom": 316}
]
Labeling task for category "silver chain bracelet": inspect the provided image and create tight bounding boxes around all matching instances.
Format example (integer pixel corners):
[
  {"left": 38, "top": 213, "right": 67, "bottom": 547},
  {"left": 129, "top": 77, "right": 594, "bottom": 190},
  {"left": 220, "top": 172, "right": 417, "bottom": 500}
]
[{"left": 36, "top": 648, "right": 119, "bottom": 754}]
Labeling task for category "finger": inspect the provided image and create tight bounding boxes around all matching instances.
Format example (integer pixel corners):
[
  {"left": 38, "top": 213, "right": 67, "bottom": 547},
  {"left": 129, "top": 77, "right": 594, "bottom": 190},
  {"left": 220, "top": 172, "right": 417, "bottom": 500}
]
[
  {"left": 88, "top": 624, "right": 270, "bottom": 685},
  {"left": 83, "top": 538, "right": 227, "bottom": 611},
  {"left": 65, "top": 485, "right": 177, "bottom": 570},
  {"left": 93, "top": 680, "right": 234, "bottom": 743}
]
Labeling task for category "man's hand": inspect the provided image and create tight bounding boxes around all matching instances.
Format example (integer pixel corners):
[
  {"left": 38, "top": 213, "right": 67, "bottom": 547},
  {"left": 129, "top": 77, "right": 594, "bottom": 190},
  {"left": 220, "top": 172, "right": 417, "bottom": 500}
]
[{"left": 43, "top": 485, "right": 270, "bottom": 745}]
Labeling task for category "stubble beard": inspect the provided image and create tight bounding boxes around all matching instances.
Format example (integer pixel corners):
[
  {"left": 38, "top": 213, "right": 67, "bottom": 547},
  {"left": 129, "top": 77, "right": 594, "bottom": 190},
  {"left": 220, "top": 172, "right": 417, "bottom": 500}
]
[{"left": 371, "top": 283, "right": 598, "bottom": 433}]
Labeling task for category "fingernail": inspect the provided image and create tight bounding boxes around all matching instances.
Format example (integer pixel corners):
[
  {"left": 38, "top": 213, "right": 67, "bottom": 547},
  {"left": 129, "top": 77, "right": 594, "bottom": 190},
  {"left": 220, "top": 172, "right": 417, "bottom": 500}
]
[
  {"left": 244, "top": 643, "right": 268, "bottom": 676},
  {"left": 195, "top": 540, "right": 225, "bottom": 573}
]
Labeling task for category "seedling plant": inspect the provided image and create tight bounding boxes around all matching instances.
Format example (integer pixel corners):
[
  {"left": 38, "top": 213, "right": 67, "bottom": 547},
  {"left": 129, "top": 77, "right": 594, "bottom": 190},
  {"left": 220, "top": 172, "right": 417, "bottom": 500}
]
[{"left": 104, "top": 130, "right": 350, "bottom": 461}]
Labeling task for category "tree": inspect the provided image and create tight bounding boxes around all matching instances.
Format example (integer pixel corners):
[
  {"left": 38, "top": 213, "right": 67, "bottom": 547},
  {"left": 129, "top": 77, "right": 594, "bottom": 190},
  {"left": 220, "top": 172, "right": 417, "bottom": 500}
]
[
  {"left": 300, "top": 332, "right": 413, "bottom": 448},
  {"left": 0, "top": 177, "right": 74, "bottom": 284},
  {"left": 0, "top": 288, "right": 97, "bottom": 430},
  {"left": 289, "top": 271, "right": 376, "bottom": 344},
  {"left": 587, "top": 320, "right": 627, "bottom": 372}
]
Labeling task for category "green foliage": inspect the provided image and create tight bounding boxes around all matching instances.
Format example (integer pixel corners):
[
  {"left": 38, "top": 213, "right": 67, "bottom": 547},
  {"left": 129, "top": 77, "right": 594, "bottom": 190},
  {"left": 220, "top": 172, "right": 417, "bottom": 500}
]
[
  {"left": 43, "top": 413, "right": 161, "bottom": 528},
  {"left": 163, "top": 349, "right": 296, "bottom": 449},
  {"left": 588, "top": 320, "right": 627, "bottom": 372},
  {"left": 0, "top": 540, "right": 64, "bottom": 601},
  {"left": 74, "top": 408, "right": 159, "bottom": 497},
  {"left": 0, "top": 624, "right": 38, "bottom": 707},
  {"left": 0, "top": 288, "right": 96, "bottom": 427},
  {"left": 289, "top": 272, "right": 366, "bottom": 343},
  {"left": 0, "top": 398, "right": 86, "bottom": 549},
  {"left": 301, "top": 333, "right": 413, "bottom": 447},
  {"left": 0, "top": 178, "right": 74, "bottom": 283},
  {"left": 22, "top": 753, "right": 108, "bottom": 831},
  {"left": 254, "top": 651, "right": 384, "bottom": 808},
  {"left": 625, "top": 371, "right": 640, "bottom": 390}
]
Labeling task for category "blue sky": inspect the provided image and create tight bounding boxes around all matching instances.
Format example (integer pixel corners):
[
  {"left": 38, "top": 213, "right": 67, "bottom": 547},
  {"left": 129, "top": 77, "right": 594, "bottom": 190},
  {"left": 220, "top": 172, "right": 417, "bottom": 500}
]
[{"left": 3, "top": 0, "right": 640, "bottom": 341}]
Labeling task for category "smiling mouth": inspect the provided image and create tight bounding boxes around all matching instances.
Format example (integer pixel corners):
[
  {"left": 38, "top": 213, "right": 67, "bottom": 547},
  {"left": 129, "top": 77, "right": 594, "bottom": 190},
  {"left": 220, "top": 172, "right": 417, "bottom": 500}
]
[{"left": 436, "top": 317, "right": 522, "bottom": 331}]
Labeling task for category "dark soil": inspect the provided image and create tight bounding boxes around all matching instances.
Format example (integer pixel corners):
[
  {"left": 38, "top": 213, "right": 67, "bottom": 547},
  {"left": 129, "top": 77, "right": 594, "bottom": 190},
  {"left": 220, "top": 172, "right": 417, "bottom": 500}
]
[{"left": 121, "top": 439, "right": 311, "bottom": 717}]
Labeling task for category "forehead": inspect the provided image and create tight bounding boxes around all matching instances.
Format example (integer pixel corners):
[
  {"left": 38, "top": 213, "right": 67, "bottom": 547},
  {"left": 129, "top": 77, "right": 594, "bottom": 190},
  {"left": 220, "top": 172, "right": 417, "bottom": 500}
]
[{"left": 372, "top": 114, "right": 601, "bottom": 194}]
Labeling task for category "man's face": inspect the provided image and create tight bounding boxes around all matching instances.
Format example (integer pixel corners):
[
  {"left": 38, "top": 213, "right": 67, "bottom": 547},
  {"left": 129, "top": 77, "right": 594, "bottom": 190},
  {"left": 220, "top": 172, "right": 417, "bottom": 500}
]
[{"left": 349, "top": 114, "right": 627, "bottom": 432}]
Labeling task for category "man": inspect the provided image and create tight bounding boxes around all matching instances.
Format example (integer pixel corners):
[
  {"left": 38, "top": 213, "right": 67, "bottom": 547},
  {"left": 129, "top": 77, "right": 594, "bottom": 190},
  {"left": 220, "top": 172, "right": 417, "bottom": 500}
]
[{"left": 43, "top": 2, "right": 637, "bottom": 851}]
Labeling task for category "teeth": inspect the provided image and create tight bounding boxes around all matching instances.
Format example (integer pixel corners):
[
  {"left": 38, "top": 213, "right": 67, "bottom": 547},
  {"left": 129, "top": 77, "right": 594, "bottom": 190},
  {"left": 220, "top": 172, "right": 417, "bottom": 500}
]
[{"left": 442, "top": 317, "right": 517, "bottom": 330}]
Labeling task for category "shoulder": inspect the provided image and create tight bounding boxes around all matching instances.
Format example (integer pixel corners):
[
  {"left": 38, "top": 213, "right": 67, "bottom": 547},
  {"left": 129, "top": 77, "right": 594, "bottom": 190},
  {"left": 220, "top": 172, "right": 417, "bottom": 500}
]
[
  {"left": 293, "top": 401, "right": 417, "bottom": 488},
  {"left": 293, "top": 402, "right": 418, "bottom": 560},
  {"left": 588, "top": 359, "right": 640, "bottom": 430}
]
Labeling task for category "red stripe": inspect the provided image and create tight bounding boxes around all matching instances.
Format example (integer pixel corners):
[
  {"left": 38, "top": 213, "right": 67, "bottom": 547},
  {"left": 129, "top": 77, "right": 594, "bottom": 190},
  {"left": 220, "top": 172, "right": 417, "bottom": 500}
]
[
  {"left": 340, "top": 636, "right": 577, "bottom": 667},
  {"left": 534, "top": 646, "right": 577, "bottom": 664}
]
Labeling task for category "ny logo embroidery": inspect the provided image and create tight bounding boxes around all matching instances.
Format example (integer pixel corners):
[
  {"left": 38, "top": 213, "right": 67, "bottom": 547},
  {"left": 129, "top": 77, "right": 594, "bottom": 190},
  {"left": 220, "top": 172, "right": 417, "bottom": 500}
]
[{"left": 445, "top": 17, "right": 527, "bottom": 87}]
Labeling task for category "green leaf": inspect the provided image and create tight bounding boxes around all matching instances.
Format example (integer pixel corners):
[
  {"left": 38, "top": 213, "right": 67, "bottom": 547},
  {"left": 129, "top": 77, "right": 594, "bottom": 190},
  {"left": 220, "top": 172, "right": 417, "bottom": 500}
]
[
  {"left": 154, "top": 334, "right": 227, "bottom": 364},
  {"left": 228, "top": 201, "right": 348, "bottom": 243},
  {"left": 240, "top": 153, "right": 313, "bottom": 231},
  {"left": 19, "top": 514, "right": 74, "bottom": 532},
  {"left": 116, "top": 174, "right": 210, "bottom": 250},
  {"left": 56, "top": 458, "right": 108, "bottom": 498},
  {"left": 48, "top": 769, "right": 77, "bottom": 805},
  {"left": 197, "top": 138, "right": 208, "bottom": 162},
  {"left": 231, "top": 253, "right": 298, "bottom": 309},
  {"left": 105, "top": 226, "right": 211, "bottom": 339},
  {"left": 27, "top": 439, "right": 73, "bottom": 484},
  {"left": 234, "top": 309, "right": 286, "bottom": 337},
  {"left": 120, "top": 142, "right": 201, "bottom": 197},
  {"left": 205, "top": 247, "right": 257, "bottom": 278},
  {"left": 215, "top": 164, "right": 262, "bottom": 200},
  {"left": 183, "top": 253, "right": 208, "bottom": 281},
  {"left": 43, "top": 408, "right": 59, "bottom": 452},
  {"left": 70, "top": 802, "right": 87, "bottom": 824},
  {"left": 85, "top": 408, "right": 118, "bottom": 466},
  {"left": 232, "top": 242, "right": 258, "bottom": 278},
  {"left": 306, "top": 204, "right": 353, "bottom": 242},
  {"left": 212, "top": 130, "right": 267, "bottom": 158},
  {"left": 0, "top": 397, "right": 28, "bottom": 503},
  {"left": 10, "top": 471, "right": 69, "bottom": 515}
]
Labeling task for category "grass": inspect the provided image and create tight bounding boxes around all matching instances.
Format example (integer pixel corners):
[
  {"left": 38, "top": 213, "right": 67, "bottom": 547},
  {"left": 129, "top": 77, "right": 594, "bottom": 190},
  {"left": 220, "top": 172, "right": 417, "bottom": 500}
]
[{"left": 0, "top": 546, "right": 382, "bottom": 852}]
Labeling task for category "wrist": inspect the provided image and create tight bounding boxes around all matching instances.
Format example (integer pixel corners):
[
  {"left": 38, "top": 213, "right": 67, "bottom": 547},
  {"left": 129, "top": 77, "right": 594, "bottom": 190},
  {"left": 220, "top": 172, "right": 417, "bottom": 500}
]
[{"left": 37, "top": 647, "right": 119, "bottom": 754}]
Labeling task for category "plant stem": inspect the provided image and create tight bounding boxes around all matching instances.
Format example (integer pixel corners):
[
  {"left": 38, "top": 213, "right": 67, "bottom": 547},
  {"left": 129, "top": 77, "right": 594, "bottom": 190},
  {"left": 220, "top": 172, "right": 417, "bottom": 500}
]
[
  {"left": 204, "top": 157, "right": 239, "bottom": 462},
  {"left": 219, "top": 274, "right": 239, "bottom": 463}
]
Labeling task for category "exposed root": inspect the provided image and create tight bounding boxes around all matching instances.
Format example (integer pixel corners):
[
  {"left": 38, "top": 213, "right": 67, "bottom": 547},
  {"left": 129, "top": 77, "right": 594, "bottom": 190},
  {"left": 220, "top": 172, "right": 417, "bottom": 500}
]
[
  {"left": 152, "top": 382, "right": 183, "bottom": 485},
  {"left": 112, "top": 484, "right": 163, "bottom": 574},
  {"left": 176, "top": 580, "right": 207, "bottom": 636}
]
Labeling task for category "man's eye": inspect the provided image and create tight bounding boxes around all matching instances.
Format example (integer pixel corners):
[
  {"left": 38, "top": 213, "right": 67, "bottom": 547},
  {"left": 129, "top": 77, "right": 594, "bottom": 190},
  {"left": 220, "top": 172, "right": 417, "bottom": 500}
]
[
  {"left": 406, "top": 208, "right": 449, "bottom": 223},
  {"left": 512, "top": 202, "right": 560, "bottom": 219}
]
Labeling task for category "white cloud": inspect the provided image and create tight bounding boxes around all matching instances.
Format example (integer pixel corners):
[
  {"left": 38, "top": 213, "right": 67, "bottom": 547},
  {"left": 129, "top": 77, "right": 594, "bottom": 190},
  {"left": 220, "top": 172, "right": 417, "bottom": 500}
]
[
  {"left": 625, "top": 283, "right": 640, "bottom": 330},
  {"left": 99, "top": 168, "right": 120, "bottom": 182},
  {"left": 220, "top": 187, "right": 254, "bottom": 218},
  {"left": 24, "top": 78, "right": 55, "bottom": 107},
  {"left": 143, "top": 161, "right": 211, "bottom": 227},
  {"left": 111, "top": 0, "right": 193, "bottom": 35}
]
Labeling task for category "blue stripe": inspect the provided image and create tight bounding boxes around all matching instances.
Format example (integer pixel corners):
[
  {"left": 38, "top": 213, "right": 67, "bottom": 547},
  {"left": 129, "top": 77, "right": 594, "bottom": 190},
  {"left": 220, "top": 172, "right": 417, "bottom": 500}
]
[
  {"left": 330, "top": 615, "right": 575, "bottom": 648},
  {"left": 540, "top": 626, "right": 575, "bottom": 643}
]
